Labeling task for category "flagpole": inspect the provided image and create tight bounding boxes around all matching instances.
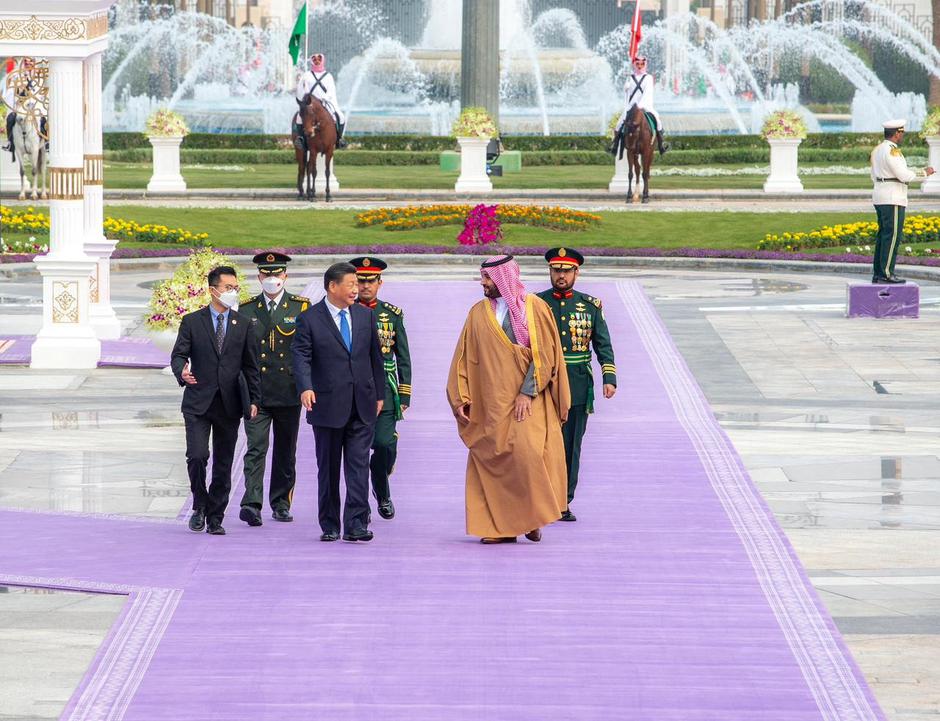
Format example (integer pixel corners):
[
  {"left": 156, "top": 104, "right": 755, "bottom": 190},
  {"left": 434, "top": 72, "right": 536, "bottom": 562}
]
[{"left": 304, "top": 0, "right": 309, "bottom": 62}]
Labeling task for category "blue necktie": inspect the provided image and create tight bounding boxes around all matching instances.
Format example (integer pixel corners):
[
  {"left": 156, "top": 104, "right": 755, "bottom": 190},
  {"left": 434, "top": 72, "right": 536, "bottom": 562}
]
[{"left": 339, "top": 309, "right": 351, "bottom": 352}]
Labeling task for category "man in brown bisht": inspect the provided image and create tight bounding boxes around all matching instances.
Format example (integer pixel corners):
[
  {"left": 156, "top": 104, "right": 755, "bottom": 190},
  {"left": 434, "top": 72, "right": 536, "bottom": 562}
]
[{"left": 447, "top": 254, "right": 571, "bottom": 544}]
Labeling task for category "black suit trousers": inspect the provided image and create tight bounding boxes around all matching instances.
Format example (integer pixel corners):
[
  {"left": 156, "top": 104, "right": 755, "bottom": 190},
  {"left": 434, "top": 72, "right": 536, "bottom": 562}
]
[
  {"left": 311, "top": 406, "right": 374, "bottom": 535},
  {"left": 184, "top": 392, "right": 240, "bottom": 522}
]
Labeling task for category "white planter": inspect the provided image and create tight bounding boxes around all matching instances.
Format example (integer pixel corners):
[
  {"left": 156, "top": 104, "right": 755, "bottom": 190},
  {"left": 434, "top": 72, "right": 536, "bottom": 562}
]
[
  {"left": 454, "top": 136, "right": 493, "bottom": 193},
  {"left": 147, "top": 136, "right": 187, "bottom": 193},
  {"left": 314, "top": 153, "right": 340, "bottom": 192},
  {"left": 922, "top": 136, "right": 940, "bottom": 194},
  {"left": 0, "top": 143, "right": 29, "bottom": 192},
  {"left": 146, "top": 328, "right": 179, "bottom": 353},
  {"left": 763, "top": 137, "right": 804, "bottom": 194},
  {"left": 608, "top": 150, "right": 644, "bottom": 193}
]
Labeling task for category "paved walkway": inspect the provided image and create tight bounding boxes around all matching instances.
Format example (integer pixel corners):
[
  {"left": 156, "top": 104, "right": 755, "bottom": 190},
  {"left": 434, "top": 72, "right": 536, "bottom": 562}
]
[
  {"left": 0, "top": 280, "right": 882, "bottom": 720},
  {"left": 1, "top": 264, "right": 939, "bottom": 720}
]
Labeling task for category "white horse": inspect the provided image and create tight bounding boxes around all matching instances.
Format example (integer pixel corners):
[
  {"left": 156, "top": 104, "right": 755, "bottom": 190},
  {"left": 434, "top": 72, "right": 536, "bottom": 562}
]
[{"left": 11, "top": 111, "right": 47, "bottom": 201}]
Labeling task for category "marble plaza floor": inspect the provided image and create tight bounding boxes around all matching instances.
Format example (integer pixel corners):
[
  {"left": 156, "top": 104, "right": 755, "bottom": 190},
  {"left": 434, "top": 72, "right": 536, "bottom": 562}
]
[{"left": 0, "top": 260, "right": 938, "bottom": 719}]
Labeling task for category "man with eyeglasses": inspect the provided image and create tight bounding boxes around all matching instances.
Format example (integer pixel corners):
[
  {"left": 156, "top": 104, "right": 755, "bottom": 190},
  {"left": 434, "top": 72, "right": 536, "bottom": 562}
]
[
  {"left": 171, "top": 266, "right": 261, "bottom": 536},
  {"left": 870, "top": 119, "right": 935, "bottom": 284},
  {"left": 350, "top": 256, "right": 412, "bottom": 521}
]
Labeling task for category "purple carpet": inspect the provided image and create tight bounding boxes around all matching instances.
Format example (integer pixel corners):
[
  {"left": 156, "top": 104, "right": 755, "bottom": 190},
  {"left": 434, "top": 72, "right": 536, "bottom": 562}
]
[
  {"left": 0, "top": 281, "right": 884, "bottom": 721},
  {"left": 0, "top": 336, "right": 169, "bottom": 368}
]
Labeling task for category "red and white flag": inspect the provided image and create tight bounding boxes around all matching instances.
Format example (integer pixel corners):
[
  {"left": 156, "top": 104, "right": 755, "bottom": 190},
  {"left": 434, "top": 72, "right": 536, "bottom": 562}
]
[{"left": 629, "top": 1, "right": 642, "bottom": 61}]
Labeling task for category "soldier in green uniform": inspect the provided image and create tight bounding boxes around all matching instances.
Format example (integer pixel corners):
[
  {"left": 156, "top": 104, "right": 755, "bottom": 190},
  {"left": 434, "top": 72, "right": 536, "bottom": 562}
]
[
  {"left": 238, "top": 252, "right": 310, "bottom": 526},
  {"left": 536, "top": 247, "right": 617, "bottom": 522},
  {"left": 350, "top": 256, "right": 411, "bottom": 520}
]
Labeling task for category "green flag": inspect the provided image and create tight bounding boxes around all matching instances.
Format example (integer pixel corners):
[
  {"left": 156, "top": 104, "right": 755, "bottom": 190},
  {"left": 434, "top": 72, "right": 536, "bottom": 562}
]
[{"left": 288, "top": 3, "right": 307, "bottom": 66}]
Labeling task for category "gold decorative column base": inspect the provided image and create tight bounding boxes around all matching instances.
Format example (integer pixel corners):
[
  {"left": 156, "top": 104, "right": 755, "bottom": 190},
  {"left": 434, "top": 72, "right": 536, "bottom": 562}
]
[{"left": 49, "top": 167, "right": 84, "bottom": 200}]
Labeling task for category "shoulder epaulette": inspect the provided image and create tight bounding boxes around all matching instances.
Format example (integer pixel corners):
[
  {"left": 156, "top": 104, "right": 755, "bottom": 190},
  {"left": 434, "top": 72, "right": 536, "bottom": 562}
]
[
  {"left": 581, "top": 293, "right": 602, "bottom": 309},
  {"left": 381, "top": 301, "right": 402, "bottom": 316},
  {"left": 290, "top": 294, "right": 309, "bottom": 303},
  {"left": 247, "top": 293, "right": 263, "bottom": 305},
  {"left": 890, "top": 147, "right": 902, "bottom": 157}
]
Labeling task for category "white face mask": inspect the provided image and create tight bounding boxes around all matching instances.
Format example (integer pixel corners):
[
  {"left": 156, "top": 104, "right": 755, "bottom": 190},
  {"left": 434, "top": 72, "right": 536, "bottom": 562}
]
[
  {"left": 215, "top": 288, "right": 240, "bottom": 310},
  {"left": 261, "top": 277, "right": 284, "bottom": 295}
]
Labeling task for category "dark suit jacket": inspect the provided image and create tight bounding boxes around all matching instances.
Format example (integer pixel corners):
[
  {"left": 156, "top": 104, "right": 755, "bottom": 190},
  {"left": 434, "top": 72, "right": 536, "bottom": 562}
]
[
  {"left": 292, "top": 299, "right": 385, "bottom": 428},
  {"left": 170, "top": 306, "right": 262, "bottom": 418}
]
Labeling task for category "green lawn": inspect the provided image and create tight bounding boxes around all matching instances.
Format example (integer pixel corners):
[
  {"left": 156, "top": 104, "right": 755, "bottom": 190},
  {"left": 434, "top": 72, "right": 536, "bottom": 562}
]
[
  {"left": 68, "top": 206, "right": 873, "bottom": 251},
  {"left": 100, "top": 162, "right": 873, "bottom": 191}
]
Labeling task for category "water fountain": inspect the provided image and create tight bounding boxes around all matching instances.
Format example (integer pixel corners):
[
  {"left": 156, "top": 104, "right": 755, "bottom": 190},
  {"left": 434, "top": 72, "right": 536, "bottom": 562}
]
[{"left": 97, "top": 0, "right": 937, "bottom": 136}]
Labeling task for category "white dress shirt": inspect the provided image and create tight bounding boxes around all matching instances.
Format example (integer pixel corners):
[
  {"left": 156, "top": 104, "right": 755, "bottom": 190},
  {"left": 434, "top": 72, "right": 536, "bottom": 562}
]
[
  {"left": 263, "top": 289, "right": 285, "bottom": 312},
  {"left": 325, "top": 298, "right": 352, "bottom": 335},
  {"left": 494, "top": 297, "right": 509, "bottom": 327}
]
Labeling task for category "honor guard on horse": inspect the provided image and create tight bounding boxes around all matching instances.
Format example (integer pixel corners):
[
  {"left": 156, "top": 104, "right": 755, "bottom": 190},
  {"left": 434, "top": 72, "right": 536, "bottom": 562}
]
[
  {"left": 3, "top": 56, "right": 47, "bottom": 160},
  {"left": 295, "top": 52, "right": 347, "bottom": 148},
  {"left": 616, "top": 55, "right": 668, "bottom": 155}
]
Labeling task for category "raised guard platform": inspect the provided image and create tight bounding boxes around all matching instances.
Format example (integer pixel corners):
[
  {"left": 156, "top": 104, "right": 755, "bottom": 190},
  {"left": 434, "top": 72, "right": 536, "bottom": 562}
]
[{"left": 846, "top": 282, "right": 920, "bottom": 318}]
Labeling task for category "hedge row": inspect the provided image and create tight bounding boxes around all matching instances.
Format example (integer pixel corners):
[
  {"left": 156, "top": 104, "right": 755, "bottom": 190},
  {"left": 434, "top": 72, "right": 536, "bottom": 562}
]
[
  {"left": 104, "top": 146, "right": 895, "bottom": 167},
  {"left": 103, "top": 131, "right": 889, "bottom": 152}
]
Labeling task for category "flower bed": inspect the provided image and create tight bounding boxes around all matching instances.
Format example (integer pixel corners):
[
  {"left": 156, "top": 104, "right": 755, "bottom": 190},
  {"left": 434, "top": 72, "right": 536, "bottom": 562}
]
[
  {"left": 760, "top": 110, "right": 808, "bottom": 140},
  {"left": 452, "top": 107, "right": 498, "bottom": 139},
  {"left": 920, "top": 107, "right": 940, "bottom": 140},
  {"left": 145, "top": 109, "right": 190, "bottom": 138},
  {"left": 355, "top": 204, "right": 601, "bottom": 232},
  {"left": 0, "top": 207, "right": 209, "bottom": 246},
  {"left": 758, "top": 215, "right": 940, "bottom": 251},
  {"left": 1, "top": 236, "right": 48, "bottom": 255}
]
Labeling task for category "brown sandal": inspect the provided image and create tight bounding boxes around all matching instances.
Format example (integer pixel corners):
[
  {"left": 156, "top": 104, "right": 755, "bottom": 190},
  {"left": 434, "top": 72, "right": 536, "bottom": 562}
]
[
  {"left": 524, "top": 529, "right": 542, "bottom": 542},
  {"left": 480, "top": 536, "right": 517, "bottom": 544}
]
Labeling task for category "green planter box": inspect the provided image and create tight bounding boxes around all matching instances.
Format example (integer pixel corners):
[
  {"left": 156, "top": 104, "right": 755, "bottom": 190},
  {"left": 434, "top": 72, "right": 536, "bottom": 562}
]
[{"left": 439, "top": 149, "right": 523, "bottom": 173}]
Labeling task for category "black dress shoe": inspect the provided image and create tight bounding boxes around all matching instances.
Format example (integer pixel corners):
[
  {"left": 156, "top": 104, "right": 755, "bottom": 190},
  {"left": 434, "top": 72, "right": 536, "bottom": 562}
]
[
  {"left": 342, "top": 529, "right": 374, "bottom": 542},
  {"left": 206, "top": 521, "right": 226, "bottom": 536},
  {"left": 188, "top": 509, "right": 206, "bottom": 532},
  {"left": 559, "top": 509, "right": 577, "bottom": 522},
  {"left": 873, "top": 275, "right": 906, "bottom": 284},
  {"left": 320, "top": 531, "right": 340, "bottom": 542},
  {"left": 239, "top": 506, "right": 263, "bottom": 527},
  {"left": 272, "top": 508, "right": 293, "bottom": 522},
  {"left": 886, "top": 275, "right": 907, "bottom": 284},
  {"left": 377, "top": 499, "right": 395, "bottom": 520}
]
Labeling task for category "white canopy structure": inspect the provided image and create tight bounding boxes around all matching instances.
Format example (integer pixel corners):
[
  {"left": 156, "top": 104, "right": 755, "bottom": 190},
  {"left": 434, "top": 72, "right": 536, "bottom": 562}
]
[{"left": 0, "top": 1, "right": 120, "bottom": 369}]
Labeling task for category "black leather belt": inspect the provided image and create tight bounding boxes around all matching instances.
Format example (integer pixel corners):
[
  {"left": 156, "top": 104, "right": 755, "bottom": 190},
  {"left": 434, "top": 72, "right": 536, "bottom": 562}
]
[{"left": 876, "top": 177, "right": 907, "bottom": 184}]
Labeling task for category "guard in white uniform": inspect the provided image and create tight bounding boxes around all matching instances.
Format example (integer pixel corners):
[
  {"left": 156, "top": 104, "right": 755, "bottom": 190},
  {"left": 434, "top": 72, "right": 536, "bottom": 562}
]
[
  {"left": 870, "top": 118, "right": 935, "bottom": 283},
  {"left": 616, "top": 55, "right": 668, "bottom": 155},
  {"left": 294, "top": 52, "right": 347, "bottom": 148}
]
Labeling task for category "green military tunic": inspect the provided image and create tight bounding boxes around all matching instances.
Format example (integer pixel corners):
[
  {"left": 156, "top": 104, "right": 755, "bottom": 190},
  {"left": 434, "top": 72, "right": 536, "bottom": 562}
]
[
  {"left": 366, "top": 298, "right": 412, "bottom": 503},
  {"left": 239, "top": 291, "right": 309, "bottom": 512},
  {"left": 535, "top": 288, "right": 617, "bottom": 503}
]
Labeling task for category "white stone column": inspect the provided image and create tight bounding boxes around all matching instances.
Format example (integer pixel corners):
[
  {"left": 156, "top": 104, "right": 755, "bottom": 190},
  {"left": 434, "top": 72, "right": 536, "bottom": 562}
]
[
  {"left": 31, "top": 57, "right": 101, "bottom": 369},
  {"left": 82, "top": 51, "right": 121, "bottom": 339}
]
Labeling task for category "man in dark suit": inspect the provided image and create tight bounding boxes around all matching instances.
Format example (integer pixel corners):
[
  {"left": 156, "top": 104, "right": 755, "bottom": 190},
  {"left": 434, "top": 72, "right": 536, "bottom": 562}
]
[
  {"left": 171, "top": 265, "right": 261, "bottom": 536},
  {"left": 292, "top": 262, "right": 385, "bottom": 543}
]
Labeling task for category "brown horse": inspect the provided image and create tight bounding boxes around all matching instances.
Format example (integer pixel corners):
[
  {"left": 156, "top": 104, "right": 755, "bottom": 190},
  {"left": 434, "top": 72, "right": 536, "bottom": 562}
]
[
  {"left": 621, "top": 105, "right": 654, "bottom": 204},
  {"left": 291, "top": 93, "right": 336, "bottom": 202}
]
